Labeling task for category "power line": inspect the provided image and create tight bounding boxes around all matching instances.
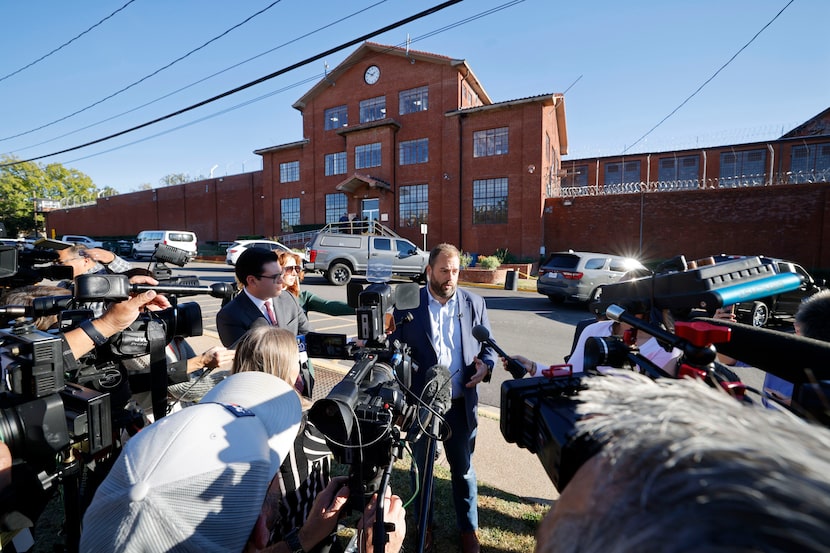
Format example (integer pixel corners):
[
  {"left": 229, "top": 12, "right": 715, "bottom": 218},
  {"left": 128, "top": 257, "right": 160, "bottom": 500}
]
[
  {"left": 9, "top": 0, "right": 391, "bottom": 155},
  {"left": 0, "top": 0, "right": 285, "bottom": 143},
  {"left": 0, "top": 0, "right": 463, "bottom": 168},
  {"left": 0, "top": 0, "right": 138, "bottom": 85},
  {"left": 622, "top": 0, "right": 795, "bottom": 154},
  {"left": 61, "top": 0, "right": 524, "bottom": 166}
]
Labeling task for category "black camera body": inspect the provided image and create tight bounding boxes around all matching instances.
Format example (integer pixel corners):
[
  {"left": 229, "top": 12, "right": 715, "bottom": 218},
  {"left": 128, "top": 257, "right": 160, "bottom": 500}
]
[{"left": 309, "top": 282, "right": 421, "bottom": 504}]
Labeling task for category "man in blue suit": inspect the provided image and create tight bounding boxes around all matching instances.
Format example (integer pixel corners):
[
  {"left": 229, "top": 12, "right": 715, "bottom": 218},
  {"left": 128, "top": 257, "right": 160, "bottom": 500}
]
[{"left": 390, "top": 243, "right": 497, "bottom": 553}]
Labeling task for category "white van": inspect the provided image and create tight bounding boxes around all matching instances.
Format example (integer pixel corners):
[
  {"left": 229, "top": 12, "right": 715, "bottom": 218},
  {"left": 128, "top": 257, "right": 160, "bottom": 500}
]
[{"left": 131, "top": 230, "right": 198, "bottom": 261}]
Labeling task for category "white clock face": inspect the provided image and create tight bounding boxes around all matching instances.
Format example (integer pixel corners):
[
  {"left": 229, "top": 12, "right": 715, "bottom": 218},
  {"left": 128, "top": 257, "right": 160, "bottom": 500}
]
[{"left": 364, "top": 65, "right": 380, "bottom": 85}]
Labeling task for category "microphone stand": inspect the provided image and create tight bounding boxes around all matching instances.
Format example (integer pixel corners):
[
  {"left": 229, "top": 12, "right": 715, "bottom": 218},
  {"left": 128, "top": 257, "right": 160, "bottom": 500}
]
[{"left": 415, "top": 416, "right": 440, "bottom": 553}]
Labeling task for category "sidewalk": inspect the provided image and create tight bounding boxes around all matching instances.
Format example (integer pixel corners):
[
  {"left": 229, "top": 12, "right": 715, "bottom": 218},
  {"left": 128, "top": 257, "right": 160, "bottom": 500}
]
[{"left": 189, "top": 331, "right": 558, "bottom": 504}]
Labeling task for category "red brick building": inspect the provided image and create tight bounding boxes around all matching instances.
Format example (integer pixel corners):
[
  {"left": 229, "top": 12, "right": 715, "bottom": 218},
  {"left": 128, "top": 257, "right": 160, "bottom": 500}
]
[{"left": 253, "top": 42, "right": 567, "bottom": 260}]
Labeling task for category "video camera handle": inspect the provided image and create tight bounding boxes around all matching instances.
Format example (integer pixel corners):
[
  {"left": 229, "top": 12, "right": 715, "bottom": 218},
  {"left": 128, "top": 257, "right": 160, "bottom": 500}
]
[{"left": 605, "top": 305, "right": 718, "bottom": 368}]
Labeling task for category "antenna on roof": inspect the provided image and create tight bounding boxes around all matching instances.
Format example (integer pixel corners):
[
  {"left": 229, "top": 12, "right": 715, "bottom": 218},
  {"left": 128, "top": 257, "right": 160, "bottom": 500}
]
[
  {"left": 324, "top": 61, "right": 335, "bottom": 86},
  {"left": 405, "top": 34, "right": 415, "bottom": 64}
]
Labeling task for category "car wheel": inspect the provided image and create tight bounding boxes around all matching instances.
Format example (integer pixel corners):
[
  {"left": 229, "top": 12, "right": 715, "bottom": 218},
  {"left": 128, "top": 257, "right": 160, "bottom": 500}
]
[
  {"left": 327, "top": 263, "right": 352, "bottom": 286},
  {"left": 131, "top": 248, "right": 139, "bottom": 259},
  {"left": 750, "top": 301, "right": 770, "bottom": 327}
]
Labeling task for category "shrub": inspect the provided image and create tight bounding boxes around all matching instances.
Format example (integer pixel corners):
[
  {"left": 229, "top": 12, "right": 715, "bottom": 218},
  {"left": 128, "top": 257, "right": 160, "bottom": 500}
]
[
  {"left": 478, "top": 255, "right": 501, "bottom": 270},
  {"left": 459, "top": 251, "right": 473, "bottom": 269}
]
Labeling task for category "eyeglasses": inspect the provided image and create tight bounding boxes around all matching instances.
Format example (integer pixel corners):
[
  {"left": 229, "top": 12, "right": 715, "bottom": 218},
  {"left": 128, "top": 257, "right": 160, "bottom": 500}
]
[
  {"left": 283, "top": 265, "right": 301, "bottom": 274},
  {"left": 255, "top": 272, "right": 284, "bottom": 283},
  {"left": 55, "top": 257, "right": 84, "bottom": 266}
]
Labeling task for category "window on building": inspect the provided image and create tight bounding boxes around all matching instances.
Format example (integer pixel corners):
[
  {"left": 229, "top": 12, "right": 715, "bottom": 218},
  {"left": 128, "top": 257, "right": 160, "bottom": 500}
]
[
  {"left": 473, "top": 127, "right": 509, "bottom": 157},
  {"left": 359, "top": 96, "right": 386, "bottom": 123},
  {"left": 324, "top": 152, "right": 347, "bottom": 176},
  {"left": 399, "top": 184, "right": 428, "bottom": 227},
  {"left": 279, "top": 161, "right": 300, "bottom": 183},
  {"left": 603, "top": 161, "right": 641, "bottom": 192},
  {"left": 472, "top": 178, "right": 508, "bottom": 225},
  {"left": 399, "top": 138, "right": 429, "bottom": 165},
  {"left": 280, "top": 198, "right": 300, "bottom": 231},
  {"left": 355, "top": 143, "right": 381, "bottom": 169},
  {"left": 324, "top": 105, "right": 348, "bottom": 130},
  {"left": 325, "top": 193, "right": 348, "bottom": 224},
  {"left": 657, "top": 155, "right": 699, "bottom": 190},
  {"left": 563, "top": 165, "right": 589, "bottom": 190},
  {"left": 790, "top": 142, "right": 830, "bottom": 183},
  {"left": 399, "top": 86, "right": 428, "bottom": 115},
  {"left": 719, "top": 149, "right": 766, "bottom": 187}
]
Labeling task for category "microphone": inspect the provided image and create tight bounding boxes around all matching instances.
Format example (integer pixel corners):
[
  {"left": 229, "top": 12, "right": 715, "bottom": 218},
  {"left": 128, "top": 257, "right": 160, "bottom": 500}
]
[
  {"left": 472, "top": 324, "right": 526, "bottom": 379},
  {"left": 408, "top": 364, "right": 451, "bottom": 444},
  {"left": 696, "top": 317, "right": 830, "bottom": 383}
]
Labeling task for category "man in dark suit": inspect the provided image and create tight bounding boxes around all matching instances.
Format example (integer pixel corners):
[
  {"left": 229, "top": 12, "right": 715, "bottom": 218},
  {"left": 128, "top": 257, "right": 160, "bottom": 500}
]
[
  {"left": 390, "top": 243, "right": 497, "bottom": 553},
  {"left": 216, "top": 247, "right": 312, "bottom": 389}
]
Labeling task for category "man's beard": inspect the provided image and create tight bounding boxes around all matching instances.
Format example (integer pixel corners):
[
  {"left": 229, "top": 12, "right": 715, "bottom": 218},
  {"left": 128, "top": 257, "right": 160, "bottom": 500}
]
[{"left": 429, "top": 275, "right": 456, "bottom": 299}]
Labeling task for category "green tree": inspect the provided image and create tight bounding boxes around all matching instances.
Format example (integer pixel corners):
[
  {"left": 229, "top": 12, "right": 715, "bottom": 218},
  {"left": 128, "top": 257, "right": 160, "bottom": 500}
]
[
  {"left": 0, "top": 155, "right": 98, "bottom": 236},
  {"left": 160, "top": 173, "right": 191, "bottom": 187}
]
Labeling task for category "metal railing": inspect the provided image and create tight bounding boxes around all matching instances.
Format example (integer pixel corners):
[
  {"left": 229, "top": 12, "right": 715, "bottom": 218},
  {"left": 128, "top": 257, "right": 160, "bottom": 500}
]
[{"left": 560, "top": 171, "right": 830, "bottom": 198}]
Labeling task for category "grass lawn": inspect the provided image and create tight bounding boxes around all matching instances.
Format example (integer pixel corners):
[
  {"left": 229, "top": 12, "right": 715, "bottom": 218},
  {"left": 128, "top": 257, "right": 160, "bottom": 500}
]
[{"left": 335, "top": 454, "right": 550, "bottom": 552}]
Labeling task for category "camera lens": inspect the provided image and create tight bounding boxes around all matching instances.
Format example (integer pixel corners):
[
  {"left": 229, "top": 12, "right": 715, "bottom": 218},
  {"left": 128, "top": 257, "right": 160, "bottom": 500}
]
[{"left": 583, "top": 336, "right": 634, "bottom": 372}]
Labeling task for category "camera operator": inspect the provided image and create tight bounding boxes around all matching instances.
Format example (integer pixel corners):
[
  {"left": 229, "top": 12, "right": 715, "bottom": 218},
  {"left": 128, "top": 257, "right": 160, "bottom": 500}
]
[
  {"left": 53, "top": 244, "right": 132, "bottom": 284},
  {"left": 389, "top": 243, "right": 497, "bottom": 553},
  {"left": 762, "top": 289, "right": 830, "bottom": 407},
  {"left": 79, "top": 372, "right": 407, "bottom": 553},
  {"left": 231, "top": 325, "right": 335, "bottom": 553},
  {"left": 533, "top": 371, "right": 830, "bottom": 552}
]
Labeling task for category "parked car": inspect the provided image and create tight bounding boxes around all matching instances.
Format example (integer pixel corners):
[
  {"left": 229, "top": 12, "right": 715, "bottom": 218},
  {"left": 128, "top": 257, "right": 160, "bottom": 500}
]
[
  {"left": 225, "top": 239, "right": 297, "bottom": 266},
  {"left": 305, "top": 221, "right": 429, "bottom": 285},
  {"left": 131, "top": 230, "right": 198, "bottom": 261},
  {"left": 61, "top": 234, "right": 104, "bottom": 249},
  {"left": 733, "top": 257, "right": 825, "bottom": 327},
  {"left": 537, "top": 250, "right": 645, "bottom": 304}
]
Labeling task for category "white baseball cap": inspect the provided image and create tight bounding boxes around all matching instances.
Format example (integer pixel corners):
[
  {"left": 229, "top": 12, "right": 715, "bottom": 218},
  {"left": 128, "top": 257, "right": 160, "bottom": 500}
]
[{"left": 80, "top": 371, "right": 302, "bottom": 552}]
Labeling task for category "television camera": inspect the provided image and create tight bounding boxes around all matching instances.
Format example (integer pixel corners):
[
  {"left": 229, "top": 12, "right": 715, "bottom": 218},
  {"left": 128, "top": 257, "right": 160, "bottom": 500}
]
[
  {"left": 307, "top": 280, "right": 449, "bottom": 553},
  {"left": 501, "top": 255, "right": 830, "bottom": 493},
  {"left": 0, "top": 271, "right": 234, "bottom": 552}
]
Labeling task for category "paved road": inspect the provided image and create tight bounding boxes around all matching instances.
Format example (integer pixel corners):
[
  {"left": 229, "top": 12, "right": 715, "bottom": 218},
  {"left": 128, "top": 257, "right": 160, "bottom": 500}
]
[{"left": 160, "top": 261, "right": 591, "bottom": 409}]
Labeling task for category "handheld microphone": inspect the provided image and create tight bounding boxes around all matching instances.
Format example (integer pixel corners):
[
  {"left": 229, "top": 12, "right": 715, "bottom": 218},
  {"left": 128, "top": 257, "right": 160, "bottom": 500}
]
[
  {"left": 408, "top": 364, "right": 451, "bottom": 443},
  {"left": 472, "top": 324, "right": 526, "bottom": 379}
]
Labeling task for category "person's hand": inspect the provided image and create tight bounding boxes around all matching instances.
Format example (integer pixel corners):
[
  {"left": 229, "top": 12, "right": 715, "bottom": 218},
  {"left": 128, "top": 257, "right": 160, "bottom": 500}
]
[
  {"left": 200, "top": 346, "right": 235, "bottom": 370},
  {"left": 295, "top": 476, "right": 350, "bottom": 550},
  {"left": 713, "top": 306, "right": 737, "bottom": 322},
  {"left": 466, "top": 356, "right": 490, "bottom": 387},
  {"left": 505, "top": 354, "right": 536, "bottom": 376},
  {"left": 127, "top": 275, "right": 172, "bottom": 310},
  {"left": 357, "top": 487, "right": 406, "bottom": 553},
  {"left": 81, "top": 247, "right": 116, "bottom": 265},
  {"left": 0, "top": 442, "right": 11, "bottom": 495}
]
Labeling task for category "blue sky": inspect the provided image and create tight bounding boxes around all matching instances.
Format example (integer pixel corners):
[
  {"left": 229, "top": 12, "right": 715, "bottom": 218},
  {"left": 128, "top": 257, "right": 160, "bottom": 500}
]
[{"left": 0, "top": 0, "right": 826, "bottom": 193}]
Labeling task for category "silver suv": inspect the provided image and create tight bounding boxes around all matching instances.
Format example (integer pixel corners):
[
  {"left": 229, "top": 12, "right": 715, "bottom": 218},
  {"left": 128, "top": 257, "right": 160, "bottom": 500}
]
[
  {"left": 537, "top": 250, "right": 644, "bottom": 304},
  {"left": 305, "top": 221, "right": 429, "bottom": 285}
]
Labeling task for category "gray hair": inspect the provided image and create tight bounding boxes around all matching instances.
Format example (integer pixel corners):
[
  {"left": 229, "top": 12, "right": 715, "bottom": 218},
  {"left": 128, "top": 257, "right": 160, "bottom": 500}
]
[{"left": 537, "top": 372, "right": 830, "bottom": 553}]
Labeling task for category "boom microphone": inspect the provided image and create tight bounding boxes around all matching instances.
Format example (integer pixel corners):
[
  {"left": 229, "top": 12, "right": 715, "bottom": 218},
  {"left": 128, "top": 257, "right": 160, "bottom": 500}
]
[
  {"left": 408, "top": 364, "right": 451, "bottom": 443},
  {"left": 696, "top": 317, "right": 830, "bottom": 383},
  {"left": 471, "top": 324, "right": 526, "bottom": 379}
]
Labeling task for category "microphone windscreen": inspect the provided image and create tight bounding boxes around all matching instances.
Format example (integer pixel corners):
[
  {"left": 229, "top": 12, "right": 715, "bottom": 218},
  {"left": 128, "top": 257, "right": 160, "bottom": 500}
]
[
  {"left": 696, "top": 317, "right": 830, "bottom": 383},
  {"left": 472, "top": 324, "right": 489, "bottom": 342},
  {"left": 424, "top": 364, "right": 452, "bottom": 410}
]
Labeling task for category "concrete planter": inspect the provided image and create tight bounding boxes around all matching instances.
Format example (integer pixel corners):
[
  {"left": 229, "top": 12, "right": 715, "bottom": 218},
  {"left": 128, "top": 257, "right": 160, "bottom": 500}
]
[{"left": 459, "top": 267, "right": 508, "bottom": 285}]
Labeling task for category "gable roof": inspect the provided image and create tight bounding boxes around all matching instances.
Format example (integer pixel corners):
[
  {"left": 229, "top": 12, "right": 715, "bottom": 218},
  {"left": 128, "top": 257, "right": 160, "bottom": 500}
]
[{"left": 291, "top": 42, "right": 492, "bottom": 111}]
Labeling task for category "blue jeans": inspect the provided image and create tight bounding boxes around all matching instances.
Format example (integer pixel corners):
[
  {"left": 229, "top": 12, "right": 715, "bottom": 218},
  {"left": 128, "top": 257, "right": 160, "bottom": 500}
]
[{"left": 411, "top": 397, "right": 478, "bottom": 532}]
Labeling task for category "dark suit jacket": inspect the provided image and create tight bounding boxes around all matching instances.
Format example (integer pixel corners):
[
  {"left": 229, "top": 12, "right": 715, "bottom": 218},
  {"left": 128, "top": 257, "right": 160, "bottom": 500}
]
[
  {"left": 390, "top": 287, "right": 497, "bottom": 430},
  {"left": 216, "top": 289, "right": 310, "bottom": 347}
]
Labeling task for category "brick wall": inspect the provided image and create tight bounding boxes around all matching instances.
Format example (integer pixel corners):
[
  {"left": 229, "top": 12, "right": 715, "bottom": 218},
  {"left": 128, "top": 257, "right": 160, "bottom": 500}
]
[{"left": 543, "top": 183, "right": 830, "bottom": 269}]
